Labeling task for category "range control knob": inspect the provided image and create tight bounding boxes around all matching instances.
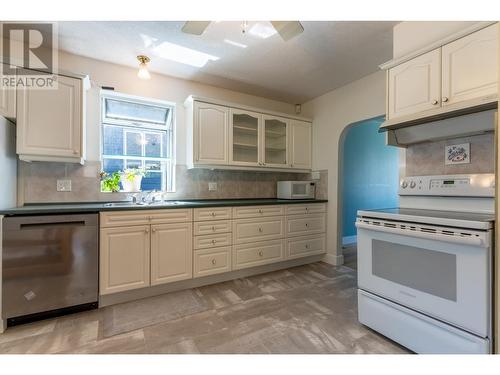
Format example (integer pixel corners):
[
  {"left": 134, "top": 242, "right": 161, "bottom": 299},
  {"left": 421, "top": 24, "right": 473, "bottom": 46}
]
[
  {"left": 409, "top": 181, "right": 416, "bottom": 188},
  {"left": 401, "top": 180, "right": 408, "bottom": 189}
]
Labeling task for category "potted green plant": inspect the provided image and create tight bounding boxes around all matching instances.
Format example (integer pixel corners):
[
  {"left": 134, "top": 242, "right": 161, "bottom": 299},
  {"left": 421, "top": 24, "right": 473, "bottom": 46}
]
[
  {"left": 100, "top": 171, "right": 121, "bottom": 192},
  {"left": 120, "top": 168, "right": 146, "bottom": 192}
]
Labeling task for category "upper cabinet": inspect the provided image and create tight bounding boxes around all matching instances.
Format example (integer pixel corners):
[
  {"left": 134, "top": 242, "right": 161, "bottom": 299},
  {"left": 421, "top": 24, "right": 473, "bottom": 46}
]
[
  {"left": 263, "top": 115, "right": 289, "bottom": 168},
  {"left": 0, "top": 65, "right": 16, "bottom": 120},
  {"left": 16, "top": 69, "right": 88, "bottom": 164},
  {"left": 193, "top": 102, "right": 229, "bottom": 165},
  {"left": 230, "top": 109, "right": 262, "bottom": 167},
  {"left": 388, "top": 49, "right": 441, "bottom": 119},
  {"left": 385, "top": 23, "right": 498, "bottom": 122},
  {"left": 441, "top": 24, "right": 498, "bottom": 107},
  {"left": 289, "top": 120, "right": 312, "bottom": 170},
  {"left": 185, "top": 96, "right": 312, "bottom": 172}
]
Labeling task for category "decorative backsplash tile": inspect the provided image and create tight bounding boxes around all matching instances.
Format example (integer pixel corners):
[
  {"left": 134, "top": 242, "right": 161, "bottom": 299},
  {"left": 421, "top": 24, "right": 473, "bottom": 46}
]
[
  {"left": 405, "top": 133, "right": 494, "bottom": 177},
  {"left": 18, "top": 162, "right": 328, "bottom": 204}
]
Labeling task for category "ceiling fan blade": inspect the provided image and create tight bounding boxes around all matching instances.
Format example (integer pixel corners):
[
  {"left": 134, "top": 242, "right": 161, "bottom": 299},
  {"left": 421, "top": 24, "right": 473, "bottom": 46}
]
[
  {"left": 270, "top": 21, "right": 304, "bottom": 41},
  {"left": 181, "top": 21, "right": 211, "bottom": 35}
]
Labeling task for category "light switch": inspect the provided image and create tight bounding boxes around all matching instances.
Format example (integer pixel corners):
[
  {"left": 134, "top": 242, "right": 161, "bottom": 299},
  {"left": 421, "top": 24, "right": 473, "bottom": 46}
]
[
  {"left": 57, "top": 179, "right": 72, "bottom": 192},
  {"left": 208, "top": 182, "right": 217, "bottom": 191}
]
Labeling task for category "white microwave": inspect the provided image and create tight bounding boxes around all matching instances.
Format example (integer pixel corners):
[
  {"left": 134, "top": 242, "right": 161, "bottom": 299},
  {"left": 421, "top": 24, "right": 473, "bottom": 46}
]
[{"left": 277, "top": 181, "right": 315, "bottom": 199}]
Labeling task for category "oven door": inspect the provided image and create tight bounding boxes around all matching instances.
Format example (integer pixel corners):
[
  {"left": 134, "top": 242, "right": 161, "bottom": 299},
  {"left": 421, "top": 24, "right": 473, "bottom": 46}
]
[{"left": 356, "top": 219, "right": 491, "bottom": 338}]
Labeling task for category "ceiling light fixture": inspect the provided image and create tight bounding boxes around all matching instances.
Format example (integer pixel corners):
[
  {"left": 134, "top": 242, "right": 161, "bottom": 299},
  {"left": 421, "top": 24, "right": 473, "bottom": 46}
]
[{"left": 137, "top": 55, "right": 151, "bottom": 80}]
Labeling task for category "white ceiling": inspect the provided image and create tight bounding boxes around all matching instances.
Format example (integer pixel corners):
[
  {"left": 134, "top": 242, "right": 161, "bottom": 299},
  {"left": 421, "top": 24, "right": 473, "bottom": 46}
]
[{"left": 57, "top": 21, "right": 398, "bottom": 103}]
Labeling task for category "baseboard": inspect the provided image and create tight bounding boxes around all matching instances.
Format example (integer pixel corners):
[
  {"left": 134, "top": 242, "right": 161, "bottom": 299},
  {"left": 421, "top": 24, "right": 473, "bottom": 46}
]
[
  {"left": 322, "top": 253, "right": 344, "bottom": 266},
  {"left": 342, "top": 235, "right": 357, "bottom": 246}
]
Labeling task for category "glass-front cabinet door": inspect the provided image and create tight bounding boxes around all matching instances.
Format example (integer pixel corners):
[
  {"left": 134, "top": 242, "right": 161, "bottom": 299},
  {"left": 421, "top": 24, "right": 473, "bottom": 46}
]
[
  {"left": 230, "top": 109, "right": 262, "bottom": 166},
  {"left": 262, "top": 115, "right": 288, "bottom": 168}
]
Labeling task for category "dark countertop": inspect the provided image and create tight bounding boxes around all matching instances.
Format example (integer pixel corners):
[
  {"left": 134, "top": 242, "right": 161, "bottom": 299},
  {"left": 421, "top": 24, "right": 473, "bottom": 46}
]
[{"left": 0, "top": 198, "right": 328, "bottom": 216}]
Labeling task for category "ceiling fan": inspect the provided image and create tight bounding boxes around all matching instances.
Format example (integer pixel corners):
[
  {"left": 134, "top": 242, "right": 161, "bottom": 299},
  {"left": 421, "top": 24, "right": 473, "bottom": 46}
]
[{"left": 181, "top": 21, "right": 304, "bottom": 41}]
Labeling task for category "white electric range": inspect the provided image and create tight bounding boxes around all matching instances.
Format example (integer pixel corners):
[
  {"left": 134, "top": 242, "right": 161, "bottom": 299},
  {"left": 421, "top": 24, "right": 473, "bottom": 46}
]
[{"left": 356, "top": 174, "right": 495, "bottom": 354}]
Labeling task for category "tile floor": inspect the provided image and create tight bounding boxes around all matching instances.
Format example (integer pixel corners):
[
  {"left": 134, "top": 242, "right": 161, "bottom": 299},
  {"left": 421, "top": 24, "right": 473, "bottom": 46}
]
[{"left": 0, "top": 261, "right": 409, "bottom": 354}]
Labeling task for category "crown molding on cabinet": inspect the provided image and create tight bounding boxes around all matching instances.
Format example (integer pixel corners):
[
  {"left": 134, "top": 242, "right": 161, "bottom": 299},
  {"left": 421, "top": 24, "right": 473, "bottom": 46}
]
[
  {"left": 184, "top": 95, "right": 313, "bottom": 123},
  {"left": 379, "top": 21, "right": 497, "bottom": 70}
]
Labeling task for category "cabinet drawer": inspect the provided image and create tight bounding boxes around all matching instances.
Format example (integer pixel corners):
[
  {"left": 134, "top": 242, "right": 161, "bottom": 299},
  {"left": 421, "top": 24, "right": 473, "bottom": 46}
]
[
  {"left": 194, "top": 207, "right": 232, "bottom": 221},
  {"left": 287, "top": 234, "right": 326, "bottom": 259},
  {"left": 194, "top": 220, "right": 232, "bottom": 236},
  {"left": 233, "top": 240, "right": 285, "bottom": 270},
  {"left": 100, "top": 209, "right": 192, "bottom": 228},
  {"left": 233, "top": 217, "right": 285, "bottom": 244},
  {"left": 286, "top": 203, "right": 326, "bottom": 216},
  {"left": 194, "top": 232, "right": 232, "bottom": 250},
  {"left": 286, "top": 214, "right": 326, "bottom": 237},
  {"left": 232, "top": 205, "right": 284, "bottom": 219},
  {"left": 194, "top": 246, "right": 232, "bottom": 278}
]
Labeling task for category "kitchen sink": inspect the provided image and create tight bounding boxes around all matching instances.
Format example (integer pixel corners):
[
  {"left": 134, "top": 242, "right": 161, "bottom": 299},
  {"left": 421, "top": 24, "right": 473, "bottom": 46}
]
[{"left": 103, "top": 201, "right": 189, "bottom": 207}]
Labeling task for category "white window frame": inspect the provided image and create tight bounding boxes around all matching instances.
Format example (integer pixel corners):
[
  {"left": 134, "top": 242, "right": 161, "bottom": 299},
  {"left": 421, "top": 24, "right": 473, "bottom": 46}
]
[{"left": 100, "top": 91, "right": 176, "bottom": 192}]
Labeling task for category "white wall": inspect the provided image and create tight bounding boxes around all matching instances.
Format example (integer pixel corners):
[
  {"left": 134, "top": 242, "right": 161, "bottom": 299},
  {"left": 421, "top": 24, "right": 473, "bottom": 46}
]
[
  {"left": 302, "top": 71, "right": 386, "bottom": 264},
  {"left": 0, "top": 116, "right": 16, "bottom": 209},
  {"left": 56, "top": 50, "right": 297, "bottom": 164}
]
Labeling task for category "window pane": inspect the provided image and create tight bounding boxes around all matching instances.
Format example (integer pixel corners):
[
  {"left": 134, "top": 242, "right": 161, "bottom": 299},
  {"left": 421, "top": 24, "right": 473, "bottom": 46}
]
[
  {"left": 105, "top": 98, "right": 169, "bottom": 125},
  {"left": 145, "top": 133, "right": 162, "bottom": 158},
  {"left": 103, "top": 125, "right": 124, "bottom": 156},
  {"left": 145, "top": 160, "right": 162, "bottom": 172},
  {"left": 126, "top": 132, "right": 142, "bottom": 157},
  {"left": 125, "top": 159, "right": 142, "bottom": 169},
  {"left": 142, "top": 172, "right": 162, "bottom": 191},
  {"left": 103, "top": 158, "right": 124, "bottom": 174}
]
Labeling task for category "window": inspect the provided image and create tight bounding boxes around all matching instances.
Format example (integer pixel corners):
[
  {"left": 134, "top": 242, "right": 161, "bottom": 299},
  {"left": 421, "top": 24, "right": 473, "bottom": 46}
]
[{"left": 101, "top": 92, "right": 175, "bottom": 192}]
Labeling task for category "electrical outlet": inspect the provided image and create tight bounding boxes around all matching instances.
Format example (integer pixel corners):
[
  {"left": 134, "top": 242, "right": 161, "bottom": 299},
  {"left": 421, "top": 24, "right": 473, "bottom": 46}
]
[
  {"left": 57, "top": 179, "right": 72, "bottom": 192},
  {"left": 208, "top": 182, "right": 217, "bottom": 191}
]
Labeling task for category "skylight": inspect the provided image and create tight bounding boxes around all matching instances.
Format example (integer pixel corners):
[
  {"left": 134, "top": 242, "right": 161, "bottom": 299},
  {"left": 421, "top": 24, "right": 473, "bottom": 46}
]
[
  {"left": 248, "top": 23, "right": 278, "bottom": 39},
  {"left": 150, "top": 40, "right": 219, "bottom": 68}
]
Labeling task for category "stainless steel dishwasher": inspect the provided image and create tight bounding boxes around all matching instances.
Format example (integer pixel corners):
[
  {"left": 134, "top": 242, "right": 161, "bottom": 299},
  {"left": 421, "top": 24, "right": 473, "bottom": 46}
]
[{"left": 2, "top": 213, "right": 98, "bottom": 325}]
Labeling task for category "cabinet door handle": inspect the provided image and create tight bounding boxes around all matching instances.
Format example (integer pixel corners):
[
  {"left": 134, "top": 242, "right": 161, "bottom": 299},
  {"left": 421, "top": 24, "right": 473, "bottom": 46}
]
[
  {"left": 305, "top": 223, "right": 309, "bottom": 228},
  {"left": 152, "top": 228, "right": 156, "bottom": 233},
  {"left": 258, "top": 227, "right": 263, "bottom": 233},
  {"left": 442, "top": 97, "right": 449, "bottom": 103},
  {"left": 305, "top": 244, "right": 309, "bottom": 249},
  {"left": 211, "top": 259, "right": 217, "bottom": 265},
  {"left": 431, "top": 99, "right": 439, "bottom": 105},
  {"left": 211, "top": 212, "right": 216, "bottom": 217},
  {"left": 145, "top": 228, "right": 149, "bottom": 233},
  {"left": 211, "top": 239, "right": 217, "bottom": 244},
  {"left": 258, "top": 209, "right": 263, "bottom": 214},
  {"left": 258, "top": 251, "right": 263, "bottom": 257},
  {"left": 212, "top": 226, "right": 216, "bottom": 231}
]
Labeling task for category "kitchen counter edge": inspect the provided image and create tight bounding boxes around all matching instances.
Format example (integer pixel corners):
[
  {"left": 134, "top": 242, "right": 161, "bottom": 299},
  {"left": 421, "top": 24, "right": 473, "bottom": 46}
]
[{"left": 0, "top": 199, "right": 328, "bottom": 216}]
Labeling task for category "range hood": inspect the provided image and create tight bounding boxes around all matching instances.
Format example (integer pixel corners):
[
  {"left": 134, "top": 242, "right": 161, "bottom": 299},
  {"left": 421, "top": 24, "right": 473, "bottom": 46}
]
[{"left": 380, "top": 102, "right": 498, "bottom": 147}]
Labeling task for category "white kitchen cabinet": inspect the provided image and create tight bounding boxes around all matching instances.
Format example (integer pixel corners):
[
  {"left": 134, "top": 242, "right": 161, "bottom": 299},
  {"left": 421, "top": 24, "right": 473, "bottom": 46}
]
[
  {"left": 387, "top": 49, "right": 442, "bottom": 119},
  {"left": 100, "top": 225, "right": 151, "bottom": 295},
  {"left": 193, "top": 102, "right": 229, "bottom": 165},
  {"left": 262, "top": 115, "right": 289, "bottom": 168},
  {"left": 185, "top": 96, "right": 312, "bottom": 172},
  {"left": 441, "top": 24, "right": 498, "bottom": 107},
  {"left": 0, "top": 64, "right": 16, "bottom": 120},
  {"left": 150, "top": 222, "right": 193, "bottom": 286},
  {"left": 289, "top": 120, "right": 312, "bottom": 170},
  {"left": 16, "top": 70, "right": 87, "bottom": 163},
  {"left": 229, "top": 108, "right": 262, "bottom": 167}
]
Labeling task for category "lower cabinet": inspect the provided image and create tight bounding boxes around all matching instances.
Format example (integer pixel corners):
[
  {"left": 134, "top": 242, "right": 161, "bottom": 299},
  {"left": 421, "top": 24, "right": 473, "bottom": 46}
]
[
  {"left": 151, "top": 223, "right": 193, "bottom": 286},
  {"left": 233, "top": 239, "right": 285, "bottom": 270},
  {"left": 194, "top": 246, "right": 232, "bottom": 277},
  {"left": 99, "top": 204, "right": 327, "bottom": 298},
  {"left": 100, "top": 225, "right": 151, "bottom": 295}
]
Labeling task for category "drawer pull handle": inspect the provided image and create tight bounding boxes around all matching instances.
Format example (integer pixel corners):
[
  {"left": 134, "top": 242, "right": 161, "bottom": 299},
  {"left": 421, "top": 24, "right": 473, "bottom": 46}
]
[
  {"left": 145, "top": 228, "right": 149, "bottom": 233},
  {"left": 212, "top": 226, "right": 216, "bottom": 231},
  {"left": 152, "top": 228, "right": 156, "bottom": 233},
  {"left": 211, "top": 212, "right": 216, "bottom": 217},
  {"left": 258, "top": 227, "right": 263, "bottom": 233},
  {"left": 258, "top": 209, "right": 263, "bottom": 214},
  {"left": 305, "top": 223, "right": 309, "bottom": 228},
  {"left": 305, "top": 207, "right": 309, "bottom": 211},
  {"left": 211, "top": 259, "right": 217, "bottom": 265},
  {"left": 258, "top": 251, "right": 263, "bottom": 257},
  {"left": 212, "top": 239, "right": 217, "bottom": 244},
  {"left": 305, "top": 244, "right": 309, "bottom": 249},
  {"left": 148, "top": 216, "right": 153, "bottom": 220}
]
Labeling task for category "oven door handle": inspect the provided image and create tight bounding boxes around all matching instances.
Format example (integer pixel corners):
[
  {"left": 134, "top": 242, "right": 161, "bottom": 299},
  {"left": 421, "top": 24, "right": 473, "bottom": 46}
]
[{"left": 355, "top": 222, "right": 485, "bottom": 247}]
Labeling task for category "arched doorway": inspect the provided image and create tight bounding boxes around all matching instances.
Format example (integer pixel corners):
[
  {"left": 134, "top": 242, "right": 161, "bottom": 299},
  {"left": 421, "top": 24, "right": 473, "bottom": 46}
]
[{"left": 339, "top": 116, "right": 399, "bottom": 268}]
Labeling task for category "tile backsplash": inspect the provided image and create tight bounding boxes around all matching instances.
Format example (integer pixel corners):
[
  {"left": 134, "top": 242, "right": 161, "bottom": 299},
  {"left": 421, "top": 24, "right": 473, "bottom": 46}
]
[
  {"left": 18, "top": 162, "right": 328, "bottom": 205},
  {"left": 405, "top": 133, "right": 494, "bottom": 177}
]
